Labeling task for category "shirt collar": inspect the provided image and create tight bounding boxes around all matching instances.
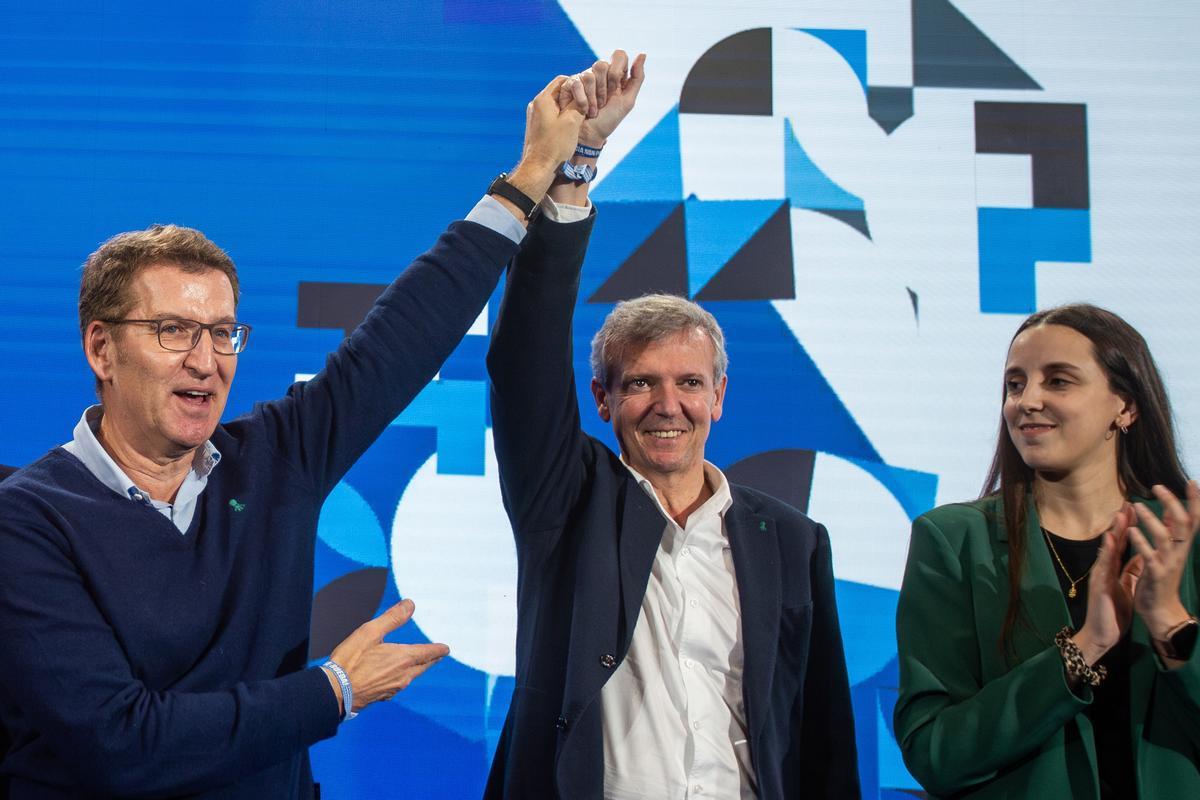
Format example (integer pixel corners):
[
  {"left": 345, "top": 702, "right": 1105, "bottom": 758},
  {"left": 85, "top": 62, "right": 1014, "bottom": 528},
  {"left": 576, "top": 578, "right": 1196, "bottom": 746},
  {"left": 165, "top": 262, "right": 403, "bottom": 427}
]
[
  {"left": 622, "top": 459, "right": 734, "bottom": 525},
  {"left": 61, "top": 405, "right": 222, "bottom": 502}
]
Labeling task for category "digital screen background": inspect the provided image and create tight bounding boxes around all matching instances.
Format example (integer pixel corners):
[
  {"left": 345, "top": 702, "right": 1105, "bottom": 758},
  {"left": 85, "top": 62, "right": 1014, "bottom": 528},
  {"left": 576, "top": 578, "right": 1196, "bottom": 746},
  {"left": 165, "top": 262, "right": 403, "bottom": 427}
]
[{"left": 2, "top": 1, "right": 1199, "bottom": 796}]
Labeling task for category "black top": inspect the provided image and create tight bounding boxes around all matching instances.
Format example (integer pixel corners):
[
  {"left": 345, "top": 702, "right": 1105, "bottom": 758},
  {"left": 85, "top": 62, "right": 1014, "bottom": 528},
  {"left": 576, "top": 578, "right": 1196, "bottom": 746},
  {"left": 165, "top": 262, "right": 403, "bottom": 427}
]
[{"left": 1043, "top": 529, "right": 1134, "bottom": 800}]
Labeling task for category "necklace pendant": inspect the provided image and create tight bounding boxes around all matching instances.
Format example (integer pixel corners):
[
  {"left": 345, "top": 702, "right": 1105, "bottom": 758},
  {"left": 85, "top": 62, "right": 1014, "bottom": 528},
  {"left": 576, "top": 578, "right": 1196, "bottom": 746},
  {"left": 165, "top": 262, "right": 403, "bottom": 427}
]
[{"left": 1068, "top": 585, "right": 1077, "bottom": 599}]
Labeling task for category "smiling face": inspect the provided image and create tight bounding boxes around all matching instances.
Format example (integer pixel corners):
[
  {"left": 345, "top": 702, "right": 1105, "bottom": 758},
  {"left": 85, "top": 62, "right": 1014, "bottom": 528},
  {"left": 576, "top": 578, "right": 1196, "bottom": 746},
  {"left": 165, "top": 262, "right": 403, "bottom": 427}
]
[
  {"left": 86, "top": 264, "right": 238, "bottom": 462},
  {"left": 1002, "top": 323, "right": 1136, "bottom": 482},
  {"left": 591, "top": 328, "right": 727, "bottom": 490}
]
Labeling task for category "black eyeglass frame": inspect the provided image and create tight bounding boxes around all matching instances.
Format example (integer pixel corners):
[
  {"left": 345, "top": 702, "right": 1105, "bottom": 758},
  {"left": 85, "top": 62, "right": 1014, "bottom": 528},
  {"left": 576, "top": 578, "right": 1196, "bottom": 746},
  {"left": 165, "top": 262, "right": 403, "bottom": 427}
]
[{"left": 99, "top": 317, "right": 253, "bottom": 355}]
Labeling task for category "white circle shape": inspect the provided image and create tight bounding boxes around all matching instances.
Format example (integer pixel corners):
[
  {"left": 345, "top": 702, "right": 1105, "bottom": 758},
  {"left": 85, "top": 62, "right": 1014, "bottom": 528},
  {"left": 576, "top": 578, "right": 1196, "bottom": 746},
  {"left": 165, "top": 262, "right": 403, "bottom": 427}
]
[
  {"left": 804, "top": 451, "right": 912, "bottom": 592},
  {"left": 390, "top": 429, "right": 517, "bottom": 676}
]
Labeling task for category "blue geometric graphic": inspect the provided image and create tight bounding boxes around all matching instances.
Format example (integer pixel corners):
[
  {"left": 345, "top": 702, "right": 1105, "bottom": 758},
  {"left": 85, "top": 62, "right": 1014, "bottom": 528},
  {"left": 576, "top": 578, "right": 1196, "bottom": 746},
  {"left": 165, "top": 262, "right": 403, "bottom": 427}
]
[
  {"left": 914, "top": 0, "right": 1042, "bottom": 90},
  {"left": 848, "top": 457, "right": 939, "bottom": 523},
  {"left": 977, "top": 207, "right": 1092, "bottom": 313},
  {"left": 316, "top": 481, "right": 389, "bottom": 567},
  {"left": 391, "top": 379, "right": 487, "bottom": 475},
  {"left": 684, "top": 199, "right": 782, "bottom": 296},
  {"left": 784, "top": 118, "right": 864, "bottom": 213},
  {"left": 801, "top": 28, "right": 868, "bottom": 92},
  {"left": 592, "top": 106, "right": 683, "bottom": 203},
  {"left": 580, "top": 200, "right": 682, "bottom": 301}
]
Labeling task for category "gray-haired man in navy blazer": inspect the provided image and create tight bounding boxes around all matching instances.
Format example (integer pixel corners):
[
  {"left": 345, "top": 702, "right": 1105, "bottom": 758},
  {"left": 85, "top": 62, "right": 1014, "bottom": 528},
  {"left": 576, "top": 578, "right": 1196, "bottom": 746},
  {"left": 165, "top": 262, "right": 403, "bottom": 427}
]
[{"left": 484, "top": 51, "right": 860, "bottom": 800}]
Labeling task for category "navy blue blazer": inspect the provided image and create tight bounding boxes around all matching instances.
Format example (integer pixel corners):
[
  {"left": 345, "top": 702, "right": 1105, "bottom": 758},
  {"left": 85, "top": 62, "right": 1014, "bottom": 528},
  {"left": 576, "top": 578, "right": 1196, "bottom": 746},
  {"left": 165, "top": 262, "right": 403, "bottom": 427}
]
[{"left": 484, "top": 214, "right": 860, "bottom": 799}]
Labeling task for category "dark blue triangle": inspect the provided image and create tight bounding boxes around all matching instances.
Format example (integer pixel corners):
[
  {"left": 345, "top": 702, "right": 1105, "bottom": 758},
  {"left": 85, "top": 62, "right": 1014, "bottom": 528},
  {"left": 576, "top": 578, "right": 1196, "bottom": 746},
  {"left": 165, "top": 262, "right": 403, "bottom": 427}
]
[{"left": 913, "top": 0, "right": 1041, "bottom": 89}]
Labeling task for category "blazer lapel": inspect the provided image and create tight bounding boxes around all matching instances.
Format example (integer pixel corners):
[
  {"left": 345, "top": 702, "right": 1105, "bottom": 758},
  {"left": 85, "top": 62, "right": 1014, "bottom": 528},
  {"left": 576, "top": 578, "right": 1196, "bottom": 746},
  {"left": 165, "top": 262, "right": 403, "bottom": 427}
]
[
  {"left": 1018, "top": 502, "right": 1073, "bottom": 649},
  {"left": 725, "top": 498, "right": 780, "bottom": 744},
  {"left": 616, "top": 479, "right": 668, "bottom": 655},
  {"left": 1018, "top": 499, "right": 1113, "bottom": 782}
]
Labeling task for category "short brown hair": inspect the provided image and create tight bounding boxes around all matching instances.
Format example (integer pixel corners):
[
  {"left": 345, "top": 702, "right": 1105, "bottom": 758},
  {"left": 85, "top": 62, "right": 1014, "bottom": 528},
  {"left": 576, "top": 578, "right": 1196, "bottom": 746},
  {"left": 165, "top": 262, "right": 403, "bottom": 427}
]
[{"left": 79, "top": 223, "right": 240, "bottom": 335}]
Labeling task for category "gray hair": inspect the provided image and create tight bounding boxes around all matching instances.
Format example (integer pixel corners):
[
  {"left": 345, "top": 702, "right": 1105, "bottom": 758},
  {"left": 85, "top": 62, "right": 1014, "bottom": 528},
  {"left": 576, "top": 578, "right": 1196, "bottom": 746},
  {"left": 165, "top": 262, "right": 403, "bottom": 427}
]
[{"left": 590, "top": 294, "right": 728, "bottom": 388}]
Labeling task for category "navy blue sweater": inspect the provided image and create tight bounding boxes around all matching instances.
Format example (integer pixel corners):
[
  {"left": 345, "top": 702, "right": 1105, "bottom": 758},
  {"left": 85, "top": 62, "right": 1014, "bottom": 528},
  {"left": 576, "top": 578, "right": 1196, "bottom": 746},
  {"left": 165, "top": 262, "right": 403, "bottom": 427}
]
[{"left": 0, "top": 220, "right": 517, "bottom": 798}]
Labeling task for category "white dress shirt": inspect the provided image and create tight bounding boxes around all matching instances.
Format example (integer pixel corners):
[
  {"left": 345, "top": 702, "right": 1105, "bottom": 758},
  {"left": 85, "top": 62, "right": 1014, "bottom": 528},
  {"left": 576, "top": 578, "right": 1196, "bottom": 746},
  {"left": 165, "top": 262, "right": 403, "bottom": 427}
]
[{"left": 601, "top": 461, "right": 758, "bottom": 799}]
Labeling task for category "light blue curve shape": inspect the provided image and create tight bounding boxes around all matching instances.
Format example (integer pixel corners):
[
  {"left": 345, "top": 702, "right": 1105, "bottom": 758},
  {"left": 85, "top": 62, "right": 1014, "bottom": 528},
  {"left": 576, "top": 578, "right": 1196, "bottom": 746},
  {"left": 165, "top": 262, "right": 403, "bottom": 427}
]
[
  {"left": 799, "top": 28, "right": 868, "bottom": 93},
  {"left": 592, "top": 105, "right": 683, "bottom": 203},
  {"left": 784, "top": 118, "right": 864, "bottom": 212},
  {"left": 317, "top": 481, "right": 388, "bottom": 567},
  {"left": 684, "top": 199, "right": 782, "bottom": 297}
]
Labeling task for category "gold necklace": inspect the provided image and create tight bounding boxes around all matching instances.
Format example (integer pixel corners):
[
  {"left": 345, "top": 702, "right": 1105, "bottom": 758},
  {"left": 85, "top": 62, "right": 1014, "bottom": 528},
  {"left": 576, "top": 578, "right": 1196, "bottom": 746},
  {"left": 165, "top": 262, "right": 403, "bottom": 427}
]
[{"left": 1042, "top": 528, "right": 1098, "bottom": 599}]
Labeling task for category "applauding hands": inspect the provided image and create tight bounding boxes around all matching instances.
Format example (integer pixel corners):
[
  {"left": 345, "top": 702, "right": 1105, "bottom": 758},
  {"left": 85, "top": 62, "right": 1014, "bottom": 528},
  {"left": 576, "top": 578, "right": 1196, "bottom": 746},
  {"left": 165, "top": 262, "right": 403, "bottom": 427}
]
[{"left": 1075, "top": 481, "right": 1200, "bottom": 668}]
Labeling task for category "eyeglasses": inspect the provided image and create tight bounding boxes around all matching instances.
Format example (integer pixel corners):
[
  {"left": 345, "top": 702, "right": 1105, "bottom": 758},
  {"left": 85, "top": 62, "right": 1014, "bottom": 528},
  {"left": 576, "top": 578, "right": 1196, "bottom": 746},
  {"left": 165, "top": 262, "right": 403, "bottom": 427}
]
[{"left": 100, "top": 318, "right": 252, "bottom": 355}]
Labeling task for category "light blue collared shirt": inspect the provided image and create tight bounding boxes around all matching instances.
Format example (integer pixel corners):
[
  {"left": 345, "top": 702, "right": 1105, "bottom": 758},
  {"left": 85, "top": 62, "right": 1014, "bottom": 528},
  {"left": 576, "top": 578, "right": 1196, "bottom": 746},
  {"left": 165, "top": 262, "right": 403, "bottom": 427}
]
[{"left": 62, "top": 405, "right": 221, "bottom": 535}]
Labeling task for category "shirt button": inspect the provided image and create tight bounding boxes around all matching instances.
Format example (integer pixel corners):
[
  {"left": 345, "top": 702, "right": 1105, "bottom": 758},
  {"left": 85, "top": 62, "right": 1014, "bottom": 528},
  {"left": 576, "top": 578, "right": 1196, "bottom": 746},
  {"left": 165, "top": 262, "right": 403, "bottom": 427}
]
[
  {"left": 555, "top": 716, "right": 568, "bottom": 731},
  {"left": 689, "top": 599, "right": 698, "bottom": 608},
  {"left": 692, "top": 720, "right": 702, "bottom": 730},
  {"left": 681, "top": 547, "right": 691, "bottom": 557},
  {"left": 599, "top": 653, "right": 616, "bottom": 669},
  {"left": 693, "top": 786, "right": 703, "bottom": 795},
  {"left": 684, "top": 658, "right": 695, "bottom": 669}
]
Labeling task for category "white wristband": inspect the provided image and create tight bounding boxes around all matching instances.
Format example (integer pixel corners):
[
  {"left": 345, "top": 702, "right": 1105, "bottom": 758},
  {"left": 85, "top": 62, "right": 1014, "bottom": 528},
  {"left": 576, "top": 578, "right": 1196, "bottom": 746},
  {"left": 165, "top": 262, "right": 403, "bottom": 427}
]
[{"left": 322, "top": 659, "right": 357, "bottom": 720}]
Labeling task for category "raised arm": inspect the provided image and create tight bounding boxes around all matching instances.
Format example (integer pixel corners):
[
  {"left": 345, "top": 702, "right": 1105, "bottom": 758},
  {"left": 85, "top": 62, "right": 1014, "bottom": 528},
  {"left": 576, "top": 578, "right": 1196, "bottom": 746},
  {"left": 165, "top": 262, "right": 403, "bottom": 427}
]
[
  {"left": 258, "top": 75, "right": 589, "bottom": 497},
  {"left": 487, "top": 211, "right": 595, "bottom": 537},
  {"left": 487, "top": 52, "right": 644, "bottom": 538}
]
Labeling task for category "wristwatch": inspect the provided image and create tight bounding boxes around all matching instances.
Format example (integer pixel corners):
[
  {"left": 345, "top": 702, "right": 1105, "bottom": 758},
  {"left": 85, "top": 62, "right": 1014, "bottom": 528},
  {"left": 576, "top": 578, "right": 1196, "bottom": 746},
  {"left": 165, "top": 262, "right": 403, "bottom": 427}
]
[
  {"left": 487, "top": 173, "right": 537, "bottom": 220},
  {"left": 1156, "top": 616, "right": 1199, "bottom": 660}
]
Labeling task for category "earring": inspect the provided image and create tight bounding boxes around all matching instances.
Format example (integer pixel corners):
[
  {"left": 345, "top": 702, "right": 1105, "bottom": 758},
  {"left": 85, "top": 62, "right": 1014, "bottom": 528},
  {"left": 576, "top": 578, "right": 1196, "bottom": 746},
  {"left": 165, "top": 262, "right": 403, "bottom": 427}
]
[{"left": 1119, "top": 423, "right": 1129, "bottom": 435}]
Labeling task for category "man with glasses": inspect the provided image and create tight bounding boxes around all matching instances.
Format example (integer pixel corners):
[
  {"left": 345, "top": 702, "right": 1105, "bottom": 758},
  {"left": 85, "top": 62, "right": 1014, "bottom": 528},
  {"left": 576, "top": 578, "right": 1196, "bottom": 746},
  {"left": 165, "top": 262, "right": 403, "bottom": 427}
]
[{"left": 0, "top": 71, "right": 594, "bottom": 798}]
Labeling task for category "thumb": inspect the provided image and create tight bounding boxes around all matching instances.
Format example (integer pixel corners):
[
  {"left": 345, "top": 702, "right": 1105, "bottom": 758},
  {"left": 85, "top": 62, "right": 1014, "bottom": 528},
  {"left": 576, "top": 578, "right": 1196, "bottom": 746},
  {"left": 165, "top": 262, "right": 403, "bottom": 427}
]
[
  {"left": 624, "top": 53, "right": 647, "bottom": 101},
  {"left": 1121, "top": 553, "right": 1144, "bottom": 584},
  {"left": 1120, "top": 553, "right": 1143, "bottom": 597},
  {"left": 360, "top": 598, "right": 416, "bottom": 641},
  {"left": 1090, "top": 532, "right": 1113, "bottom": 589}
]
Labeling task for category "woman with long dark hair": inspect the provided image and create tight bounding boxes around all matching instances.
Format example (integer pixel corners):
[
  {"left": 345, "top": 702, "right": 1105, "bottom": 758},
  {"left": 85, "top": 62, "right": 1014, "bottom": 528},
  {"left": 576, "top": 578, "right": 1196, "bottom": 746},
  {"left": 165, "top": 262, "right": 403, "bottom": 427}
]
[{"left": 894, "top": 304, "right": 1200, "bottom": 798}]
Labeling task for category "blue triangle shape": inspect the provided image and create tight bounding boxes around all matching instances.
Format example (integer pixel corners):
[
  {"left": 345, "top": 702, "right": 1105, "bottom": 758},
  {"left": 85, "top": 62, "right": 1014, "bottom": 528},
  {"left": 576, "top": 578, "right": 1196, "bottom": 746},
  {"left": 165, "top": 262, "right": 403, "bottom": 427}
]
[
  {"left": 800, "top": 28, "right": 868, "bottom": 93},
  {"left": 693, "top": 301, "right": 882, "bottom": 465},
  {"left": 683, "top": 199, "right": 781, "bottom": 297},
  {"left": 592, "top": 105, "right": 683, "bottom": 203},
  {"left": 784, "top": 118, "right": 864, "bottom": 212},
  {"left": 582, "top": 200, "right": 681, "bottom": 300}
]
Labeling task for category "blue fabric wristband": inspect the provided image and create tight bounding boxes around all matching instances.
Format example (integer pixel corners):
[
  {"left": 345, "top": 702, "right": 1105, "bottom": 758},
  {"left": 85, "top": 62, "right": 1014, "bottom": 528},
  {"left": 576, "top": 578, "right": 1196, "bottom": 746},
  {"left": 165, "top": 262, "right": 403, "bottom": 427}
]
[
  {"left": 560, "top": 162, "right": 598, "bottom": 183},
  {"left": 322, "top": 659, "right": 357, "bottom": 720},
  {"left": 575, "top": 143, "right": 603, "bottom": 158}
]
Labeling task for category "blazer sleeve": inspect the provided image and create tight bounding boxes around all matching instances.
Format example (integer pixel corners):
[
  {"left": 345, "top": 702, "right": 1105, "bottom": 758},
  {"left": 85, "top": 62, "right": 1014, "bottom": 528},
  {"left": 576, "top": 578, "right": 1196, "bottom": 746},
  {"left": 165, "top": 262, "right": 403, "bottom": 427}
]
[
  {"left": 0, "top": 504, "right": 339, "bottom": 796},
  {"left": 797, "top": 524, "right": 862, "bottom": 797},
  {"left": 254, "top": 219, "right": 518, "bottom": 498},
  {"left": 894, "top": 512, "right": 1089, "bottom": 796},
  {"left": 486, "top": 212, "right": 596, "bottom": 548}
]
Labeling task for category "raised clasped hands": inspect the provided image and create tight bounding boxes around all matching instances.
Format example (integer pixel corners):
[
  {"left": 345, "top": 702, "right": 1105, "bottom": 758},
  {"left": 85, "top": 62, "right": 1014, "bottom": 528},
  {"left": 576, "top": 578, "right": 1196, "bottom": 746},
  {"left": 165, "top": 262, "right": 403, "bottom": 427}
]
[{"left": 561, "top": 50, "right": 647, "bottom": 147}]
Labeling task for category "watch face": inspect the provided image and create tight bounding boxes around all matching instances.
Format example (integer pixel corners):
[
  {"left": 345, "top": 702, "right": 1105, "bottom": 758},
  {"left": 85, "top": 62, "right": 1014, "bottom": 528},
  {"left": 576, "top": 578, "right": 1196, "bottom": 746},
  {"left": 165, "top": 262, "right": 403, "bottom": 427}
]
[{"left": 1169, "top": 620, "right": 1199, "bottom": 660}]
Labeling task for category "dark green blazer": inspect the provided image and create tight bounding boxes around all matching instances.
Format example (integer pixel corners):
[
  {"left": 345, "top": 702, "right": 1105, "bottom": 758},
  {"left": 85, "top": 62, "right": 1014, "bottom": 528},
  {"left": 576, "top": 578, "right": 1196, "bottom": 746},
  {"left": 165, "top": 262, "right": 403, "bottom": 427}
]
[{"left": 894, "top": 495, "right": 1200, "bottom": 798}]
